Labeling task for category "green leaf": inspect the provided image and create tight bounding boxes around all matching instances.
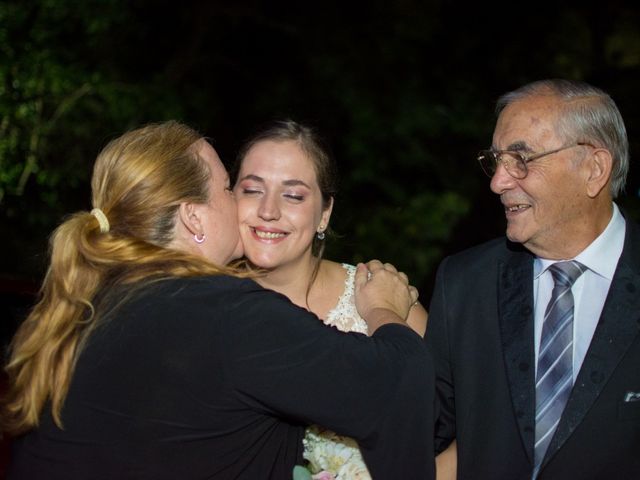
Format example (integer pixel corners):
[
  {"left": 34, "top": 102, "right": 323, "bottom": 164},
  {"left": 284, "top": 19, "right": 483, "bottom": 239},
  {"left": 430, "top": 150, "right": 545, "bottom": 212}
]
[{"left": 292, "top": 465, "right": 313, "bottom": 480}]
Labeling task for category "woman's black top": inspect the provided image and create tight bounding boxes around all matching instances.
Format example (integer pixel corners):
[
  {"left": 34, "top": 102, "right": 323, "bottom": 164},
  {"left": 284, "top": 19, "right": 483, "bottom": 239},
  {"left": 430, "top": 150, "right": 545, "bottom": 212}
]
[{"left": 8, "top": 275, "right": 434, "bottom": 479}]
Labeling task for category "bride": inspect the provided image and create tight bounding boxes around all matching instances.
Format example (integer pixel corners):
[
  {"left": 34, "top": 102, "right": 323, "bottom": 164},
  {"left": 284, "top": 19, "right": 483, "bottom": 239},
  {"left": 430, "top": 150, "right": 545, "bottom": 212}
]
[{"left": 233, "top": 120, "right": 430, "bottom": 479}]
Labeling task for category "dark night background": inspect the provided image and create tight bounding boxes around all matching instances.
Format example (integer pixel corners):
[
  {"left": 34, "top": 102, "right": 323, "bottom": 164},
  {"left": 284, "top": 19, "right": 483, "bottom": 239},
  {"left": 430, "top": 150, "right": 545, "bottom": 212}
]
[{"left": 2, "top": 0, "right": 640, "bottom": 348}]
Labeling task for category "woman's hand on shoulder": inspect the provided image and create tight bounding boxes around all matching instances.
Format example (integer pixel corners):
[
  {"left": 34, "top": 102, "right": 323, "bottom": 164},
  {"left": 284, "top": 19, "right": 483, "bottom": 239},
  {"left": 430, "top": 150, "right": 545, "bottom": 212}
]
[{"left": 353, "top": 260, "right": 418, "bottom": 332}]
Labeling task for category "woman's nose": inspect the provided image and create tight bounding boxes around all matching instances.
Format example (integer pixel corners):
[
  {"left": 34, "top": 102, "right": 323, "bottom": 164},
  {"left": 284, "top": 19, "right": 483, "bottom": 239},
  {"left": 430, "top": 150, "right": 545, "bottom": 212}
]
[{"left": 257, "top": 194, "right": 281, "bottom": 221}]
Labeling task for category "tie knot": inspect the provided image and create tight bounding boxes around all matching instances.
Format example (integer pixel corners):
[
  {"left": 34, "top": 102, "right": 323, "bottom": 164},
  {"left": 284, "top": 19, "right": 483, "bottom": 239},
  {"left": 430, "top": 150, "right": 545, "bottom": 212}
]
[{"left": 548, "top": 260, "right": 586, "bottom": 287}]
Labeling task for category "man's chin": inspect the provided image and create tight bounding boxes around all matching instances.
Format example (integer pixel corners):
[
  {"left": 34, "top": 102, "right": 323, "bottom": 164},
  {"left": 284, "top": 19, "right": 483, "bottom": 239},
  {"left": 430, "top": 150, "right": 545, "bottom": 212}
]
[{"left": 505, "top": 225, "right": 527, "bottom": 245}]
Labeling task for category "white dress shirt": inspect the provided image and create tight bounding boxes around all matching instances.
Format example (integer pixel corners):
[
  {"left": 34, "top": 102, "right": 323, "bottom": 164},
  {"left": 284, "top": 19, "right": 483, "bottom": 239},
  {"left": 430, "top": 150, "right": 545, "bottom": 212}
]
[{"left": 533, "top": 203, "right": 626, "bottom": 380}]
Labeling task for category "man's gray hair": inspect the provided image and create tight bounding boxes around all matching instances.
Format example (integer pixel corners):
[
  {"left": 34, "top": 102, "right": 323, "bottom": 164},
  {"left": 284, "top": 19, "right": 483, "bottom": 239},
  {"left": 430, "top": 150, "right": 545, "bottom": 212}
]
[{"left": 496, "top": 79, "right": 629, "bottom": 198}]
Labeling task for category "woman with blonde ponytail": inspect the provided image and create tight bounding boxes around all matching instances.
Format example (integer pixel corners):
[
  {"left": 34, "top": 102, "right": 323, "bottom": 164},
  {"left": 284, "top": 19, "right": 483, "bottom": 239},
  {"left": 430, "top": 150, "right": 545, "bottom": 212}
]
[{"left": 2, "top": 121, "right": 435, "bottom": 480}]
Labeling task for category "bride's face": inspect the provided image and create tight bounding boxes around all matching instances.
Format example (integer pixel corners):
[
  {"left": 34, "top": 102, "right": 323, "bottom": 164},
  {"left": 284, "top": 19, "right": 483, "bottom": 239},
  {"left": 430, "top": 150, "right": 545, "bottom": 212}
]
[{"left": 234, "top": 140, "right": 332, "bottom": 270}]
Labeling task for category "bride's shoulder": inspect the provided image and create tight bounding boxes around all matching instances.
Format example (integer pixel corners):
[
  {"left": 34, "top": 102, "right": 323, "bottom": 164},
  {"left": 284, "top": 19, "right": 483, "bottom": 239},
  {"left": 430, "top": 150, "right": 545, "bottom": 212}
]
[
  {"left": 319, "top": 260, "right": 352, "bottom": 284},
  {"left": 312, "top": 261, "right": 352, "bottom": 310},
  {"left": 319, "top": 260, "right": 367, "bottom": 333}
]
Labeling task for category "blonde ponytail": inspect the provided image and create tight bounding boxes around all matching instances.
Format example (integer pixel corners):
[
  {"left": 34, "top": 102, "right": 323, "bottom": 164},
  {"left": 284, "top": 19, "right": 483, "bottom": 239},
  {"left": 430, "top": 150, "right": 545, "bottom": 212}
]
[{"left": 2, "top": 121, "right": 247, "bottom": 436}]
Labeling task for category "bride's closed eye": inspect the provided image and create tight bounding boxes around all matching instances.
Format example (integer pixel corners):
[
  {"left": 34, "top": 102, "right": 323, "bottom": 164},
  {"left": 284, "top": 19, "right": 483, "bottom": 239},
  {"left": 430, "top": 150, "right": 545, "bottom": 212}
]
[
  {"left": 240, "top": 187, "right": 262, "bottom": 195},
  {"left": 283, "top": 193, "right": 304, "bottom": 202}
]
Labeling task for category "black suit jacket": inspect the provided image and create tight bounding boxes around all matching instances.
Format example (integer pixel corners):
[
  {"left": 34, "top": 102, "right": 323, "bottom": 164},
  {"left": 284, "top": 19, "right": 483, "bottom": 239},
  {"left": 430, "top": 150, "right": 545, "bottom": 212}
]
[{"left": 426, "top": 218, "right": 640, "bottom": 479}]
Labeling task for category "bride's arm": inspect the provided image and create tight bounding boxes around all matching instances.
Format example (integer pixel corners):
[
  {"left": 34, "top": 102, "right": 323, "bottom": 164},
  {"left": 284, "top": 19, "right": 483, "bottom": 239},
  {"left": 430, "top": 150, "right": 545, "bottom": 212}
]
[
  {"left": 407, "top": 302, "right": 428, "bottom": 337},
  {"left": 435, "top": 440, "right": 457, "bottom": 480}
]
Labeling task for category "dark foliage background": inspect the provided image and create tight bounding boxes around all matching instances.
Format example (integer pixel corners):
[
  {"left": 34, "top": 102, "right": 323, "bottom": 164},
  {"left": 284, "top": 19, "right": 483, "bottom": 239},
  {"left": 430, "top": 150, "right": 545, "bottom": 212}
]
[{"left": 2, "top": 0, "right": 640, "bottom": 304}]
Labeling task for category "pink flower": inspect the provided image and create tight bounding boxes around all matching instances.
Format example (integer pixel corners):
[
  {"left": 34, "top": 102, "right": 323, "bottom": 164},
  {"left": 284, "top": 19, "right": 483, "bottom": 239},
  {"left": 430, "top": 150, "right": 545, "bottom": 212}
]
[{"left": 312, "top": 472, "right": 335, "bottom": 480}]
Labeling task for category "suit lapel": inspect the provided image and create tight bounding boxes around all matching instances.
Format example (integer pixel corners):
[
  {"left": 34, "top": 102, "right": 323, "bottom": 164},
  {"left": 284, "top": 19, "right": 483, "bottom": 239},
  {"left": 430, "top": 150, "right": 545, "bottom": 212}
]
[
  {"left": 498, "top": 247, "right": 536, "bottom": 465},
  {"left": 545, "top": 219, "right": 640, "bottom": 463}
]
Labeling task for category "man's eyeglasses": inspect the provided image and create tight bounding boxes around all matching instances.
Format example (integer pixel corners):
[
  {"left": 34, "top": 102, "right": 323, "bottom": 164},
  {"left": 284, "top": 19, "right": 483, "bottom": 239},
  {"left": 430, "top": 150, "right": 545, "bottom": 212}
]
[{"left": 477, "top": 142, "right": 592, "bottom": 179}]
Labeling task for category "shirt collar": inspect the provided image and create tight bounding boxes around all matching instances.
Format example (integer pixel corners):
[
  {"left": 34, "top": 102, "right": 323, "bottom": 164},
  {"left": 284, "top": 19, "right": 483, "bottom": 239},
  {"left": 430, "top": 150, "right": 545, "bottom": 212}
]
[{"left": 534, "top": 203, "right": 626, "bottom": 280}]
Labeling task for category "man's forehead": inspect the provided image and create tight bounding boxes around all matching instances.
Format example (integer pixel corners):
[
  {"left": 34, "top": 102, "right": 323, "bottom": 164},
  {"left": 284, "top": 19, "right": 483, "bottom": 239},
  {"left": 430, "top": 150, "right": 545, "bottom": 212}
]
[{"left": 493, "top": 98, "right": 560, "bottom": 147}]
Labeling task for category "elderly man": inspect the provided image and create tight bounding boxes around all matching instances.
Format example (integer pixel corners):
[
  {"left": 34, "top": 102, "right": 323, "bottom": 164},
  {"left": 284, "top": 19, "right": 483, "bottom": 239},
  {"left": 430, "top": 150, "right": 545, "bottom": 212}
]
[{"left": 426, "top": 79, "right": 640, "bottom": 479}]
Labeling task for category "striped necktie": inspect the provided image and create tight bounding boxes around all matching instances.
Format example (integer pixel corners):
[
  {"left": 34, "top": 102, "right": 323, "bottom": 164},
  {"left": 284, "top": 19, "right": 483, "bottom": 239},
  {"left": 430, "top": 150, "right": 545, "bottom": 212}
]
[{"left": 534, "top": 260, "right": 586, "bottom": 475}]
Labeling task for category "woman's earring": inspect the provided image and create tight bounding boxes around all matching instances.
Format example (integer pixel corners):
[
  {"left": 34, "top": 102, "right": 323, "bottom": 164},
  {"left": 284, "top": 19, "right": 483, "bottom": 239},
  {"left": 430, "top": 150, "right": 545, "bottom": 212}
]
[
  {"left": 194, "top": 233, "right": 206, "bottom": 244},
  {"left": 316, "top": 226, "right": 325, "bottom": 241}
]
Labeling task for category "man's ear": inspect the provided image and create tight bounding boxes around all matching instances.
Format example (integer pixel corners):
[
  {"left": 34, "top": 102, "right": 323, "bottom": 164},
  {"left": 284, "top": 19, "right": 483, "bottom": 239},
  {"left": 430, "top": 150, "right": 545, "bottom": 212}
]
[
  {"left": 585, "top": 148, "right": 613, "bottom": 198},
  {"left": 177, "top": 202, "right": 204, "bottom": 237}
]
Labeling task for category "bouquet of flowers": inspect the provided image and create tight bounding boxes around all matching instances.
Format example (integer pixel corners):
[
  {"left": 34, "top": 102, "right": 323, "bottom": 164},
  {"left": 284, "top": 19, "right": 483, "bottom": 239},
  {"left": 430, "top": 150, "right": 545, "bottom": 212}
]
[{"left": 293, "top": 425, "right": 370, "bottom": 480}]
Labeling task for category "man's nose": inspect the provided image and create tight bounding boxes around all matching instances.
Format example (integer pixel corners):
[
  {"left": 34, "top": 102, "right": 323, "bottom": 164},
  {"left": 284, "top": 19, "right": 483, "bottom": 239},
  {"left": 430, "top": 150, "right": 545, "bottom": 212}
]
[{"left": 490, "top": 162, "right": 517, "bottom": 195}]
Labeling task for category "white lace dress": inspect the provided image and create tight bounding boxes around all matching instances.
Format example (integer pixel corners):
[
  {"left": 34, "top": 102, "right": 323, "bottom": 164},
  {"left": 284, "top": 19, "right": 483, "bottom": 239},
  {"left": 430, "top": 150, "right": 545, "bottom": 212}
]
[{"left": 302, "top": 264, "right": 371, "bottom": 479}]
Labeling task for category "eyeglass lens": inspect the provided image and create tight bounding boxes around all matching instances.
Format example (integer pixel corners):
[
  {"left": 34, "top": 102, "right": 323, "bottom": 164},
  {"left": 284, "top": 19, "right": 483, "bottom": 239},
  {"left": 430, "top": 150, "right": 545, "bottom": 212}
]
[{"left": 478, "top": 151, "right": 527, "bottom": 178}]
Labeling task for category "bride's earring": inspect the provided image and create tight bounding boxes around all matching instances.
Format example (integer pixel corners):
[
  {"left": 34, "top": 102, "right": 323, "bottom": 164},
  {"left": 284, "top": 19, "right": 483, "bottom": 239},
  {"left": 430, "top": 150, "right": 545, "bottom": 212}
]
[{"left": 316, "top": 225, "right": 325, "bottom": 241}]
